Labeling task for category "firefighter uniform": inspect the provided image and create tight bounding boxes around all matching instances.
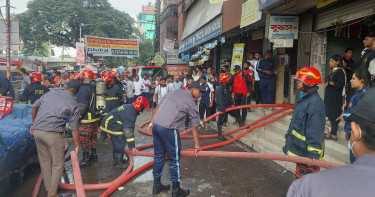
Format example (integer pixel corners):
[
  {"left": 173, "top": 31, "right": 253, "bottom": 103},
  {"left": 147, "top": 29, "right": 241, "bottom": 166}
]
[
  {"left": 283, "top": 67, "right": 326, "bottom": 178},
  {"left": 102, "top": 84, "right": 124, "bottom": 117},
  {"left": 19, "top": 81, "right": 50, "bottom": 104}
]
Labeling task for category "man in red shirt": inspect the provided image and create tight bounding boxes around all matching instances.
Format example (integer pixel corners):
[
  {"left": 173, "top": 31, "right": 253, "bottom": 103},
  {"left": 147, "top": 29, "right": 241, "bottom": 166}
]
[
  {"left": 243, "top": 62, "right": 255, "bottom": 111},
  {"left": 230, "top": 65, "right": 252, "bottom": 126}
]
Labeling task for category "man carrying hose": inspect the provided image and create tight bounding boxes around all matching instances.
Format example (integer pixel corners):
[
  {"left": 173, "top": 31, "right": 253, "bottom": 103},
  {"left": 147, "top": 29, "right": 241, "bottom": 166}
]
[
  {"left": 148, "top": 81, "right": 203, "bottom": 197},
  {"left": 100, "top": 97, "right": 149, "bottom": 168},
  {"left": 283, "top": 67, "right": 326, "bottom": 178}
]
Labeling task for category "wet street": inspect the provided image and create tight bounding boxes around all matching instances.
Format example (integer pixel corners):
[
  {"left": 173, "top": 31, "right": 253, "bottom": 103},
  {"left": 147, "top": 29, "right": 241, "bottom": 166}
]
[{"left": 8, "top": 111, "right": 295, "bottom": 197}]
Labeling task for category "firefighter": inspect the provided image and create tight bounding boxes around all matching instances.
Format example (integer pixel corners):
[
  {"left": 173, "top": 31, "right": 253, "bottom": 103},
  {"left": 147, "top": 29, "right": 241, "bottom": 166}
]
[
  {"left": 76, "top": 69, "right": 101, "bottom": 166},
  {"left": 112, "top": 71, "right": 124, "bottom": 90},
  {"left": 100, "top": 70, "right": 110, "bottom": 78},
  {"left": 0, "top": 75, "right": 15, "bottom": 99},
  {"left": 216, "top": 73, "right": 242, "bottom": 140},
  {"left": 101, "top": 74, "right": 124, "bottom": 118},
  {"left": 99, "top": 97, "right": 149, "bottom": 168},
  {"left": 283, "top": 67, "right": 326, "bottom": 178},
  {"left": 19, "top": 72, "right": 50, "bottom": 104}
]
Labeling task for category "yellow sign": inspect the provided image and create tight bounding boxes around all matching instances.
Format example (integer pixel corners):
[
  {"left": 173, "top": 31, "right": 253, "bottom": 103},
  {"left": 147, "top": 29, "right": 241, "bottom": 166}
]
[
  {"left": 209, "top": 0, "right": 227, "bottom": 4},
  {"left": 240, "top": 0, "right": 262, "bottom": 28},
  {"left": 317, "top": 0, "right": 337, "bottom": 8},
  {"left": 231, "top": 43, "right": 245, "bottom": 73}
]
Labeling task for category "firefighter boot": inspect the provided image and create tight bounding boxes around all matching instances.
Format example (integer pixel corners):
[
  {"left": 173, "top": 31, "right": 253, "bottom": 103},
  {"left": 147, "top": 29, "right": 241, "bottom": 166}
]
[
  {"left": 113, "top": 153, "right": 128, "bottom": 169},
  {"left": 90, "top": 148, "right": 98, "bottom": 162},
  {"left": 172, "top": 182, "right": 190, "bottom": 197},
  {"left": 152, "top": 177, "right": 170, "bottom": 195},
  {"left": 217, "top": 126, "right": 225, "bottom": 141},
  {"left": 79, "top": 152, "right": 91, "bottom": 167}
]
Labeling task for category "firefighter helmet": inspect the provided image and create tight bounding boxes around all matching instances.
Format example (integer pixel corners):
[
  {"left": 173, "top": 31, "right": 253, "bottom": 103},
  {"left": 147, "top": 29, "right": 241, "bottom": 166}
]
[
  {"left": 132, "top": 96, "right": 150, "bottom": 112},
  {"left": 102, "top": 74, "right": 114, "bottom": 86},
  {"left": 29, "top": 72, "right": 41, "bottom": 83},
  {"left": 81, "top": 69, "right": 96, "bottom": 79},
  {"left": 71, "top": 73, "right": 81, "bottom": 80},
  {"left": 100, "top": 70, "right": 110, "bottom": 77},
  {"left": 295, "top": 67, "right": 322, "bottom": 86},
  {"left": 219, "top": 73, "right": 230, "bottom": 83},
  {"left": 112, "top": 71, "right": 120, "bottom": 78}
]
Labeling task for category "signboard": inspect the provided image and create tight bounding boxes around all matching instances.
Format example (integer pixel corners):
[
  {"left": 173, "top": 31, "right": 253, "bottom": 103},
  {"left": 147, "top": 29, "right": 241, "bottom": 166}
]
[
  {"left": 151, "top": 53, "right": 165, "bottom": 66},
  {"left": 166, "top": 65, "right": 190, "bottom": 77},
  {"left": 209, "top": 0, "right": 227, "bottom": 3},
  {"left": 268, "top": 16, "right": 299, "bottom": 39},
  {"left": 163, "top": 39, "right": 175, "bottom": 52},
  {"left": 167, "top": 49, "right": 185, "bottom": 64},
  {"left": 85, "top": 36, "right": 139, "bottom": 57},
  {"left": 0, "top": 20, "right": 20, "bottom": 50},
  {"left": 231, "top": 43, "right": 245, "bottom": 70},
  {"left": 76, "top": 42, "right": 85, "bottom": 64},
  {"left": 240, "top": 0, "right": 262, "bottom": 28},
  {"left": 273, "top": 39, "right": 293, "bottom": 48},
  {"left": 259, "top": 0, "right": 280, "bottom": 10},
  {"left": 179, "top": 16, "right": 222, "bottom": 53},
  {"left": 252, "top": 29, "right": 264, "bottom": 40},
  {"left": 317, "top": 0, "right": 337, "bottom": 8}
]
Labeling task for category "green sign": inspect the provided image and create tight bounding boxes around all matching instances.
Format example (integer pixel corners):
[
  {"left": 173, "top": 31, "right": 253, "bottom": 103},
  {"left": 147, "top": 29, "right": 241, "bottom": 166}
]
[{"left": 151, "top": 53, "right": 165, "bottom": 66}]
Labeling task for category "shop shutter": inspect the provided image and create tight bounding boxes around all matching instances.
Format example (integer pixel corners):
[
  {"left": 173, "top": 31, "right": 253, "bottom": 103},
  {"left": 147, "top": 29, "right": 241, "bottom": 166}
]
[{"left": 314, "top": 0, "right": 375, "bottom": 30}]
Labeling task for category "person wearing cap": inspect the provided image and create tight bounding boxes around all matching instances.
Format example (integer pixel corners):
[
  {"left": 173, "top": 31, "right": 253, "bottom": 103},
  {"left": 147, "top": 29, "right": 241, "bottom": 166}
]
[
  {"left": 224, "top": 59, "right": 232, "bottom": 75},
  {"left": 148, "top": 81, "right": 202, "bottom": 197},
  {"left": 283, "top": 67, "right": 326, "bottom": 179},
  {"left": 287, "top": 87, "right": 375, "bottom": 197},
  {"left": 256, "top": 50, "right": 278, "bottom": 104},
  {"left": 229, "top": 65, "right": 252, "bottom": 126},
  {"left": 30, "top": 79, "right": 81, "bottom": 197},
  {"left": 19, "top": 72, "right": 50, "bottom": 104}
]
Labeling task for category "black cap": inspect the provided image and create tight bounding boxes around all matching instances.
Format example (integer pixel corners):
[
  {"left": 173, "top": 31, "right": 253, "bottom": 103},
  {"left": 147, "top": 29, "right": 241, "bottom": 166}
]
[
  {"left": 353, "top": 87, "right": 375, "bottom": 123},
  {"left": 67, "top": 79, "right": 81, "bottom": 92},
  {"left": 224, "top": 59, "right": 231, "bottom": 63},
  {"left": 188, "top": 81, "right": 206, "bottom": 92},
  {"left": 234, "top": 65, "right": 241, "bottom": 70}
]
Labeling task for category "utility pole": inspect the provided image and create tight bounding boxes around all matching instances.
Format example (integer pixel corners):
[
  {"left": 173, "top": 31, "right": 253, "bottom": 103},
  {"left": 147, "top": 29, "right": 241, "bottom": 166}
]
[
  {"left": 154, "top": 0, "right": 161, "bottom": 54},
  {"left": 5, "top": 0, "right": 11, "bottom": 80}
]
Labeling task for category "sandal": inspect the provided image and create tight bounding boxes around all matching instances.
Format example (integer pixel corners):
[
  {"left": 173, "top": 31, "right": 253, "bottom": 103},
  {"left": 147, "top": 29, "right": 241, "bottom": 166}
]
[{"left": 325, "top": 134, "right": 332, "bottom": 140}]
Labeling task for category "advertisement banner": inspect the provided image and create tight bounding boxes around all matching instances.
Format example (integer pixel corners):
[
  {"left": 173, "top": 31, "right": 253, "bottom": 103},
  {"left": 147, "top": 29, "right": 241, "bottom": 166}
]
[
  {"left": 259, "top": 0, "right": 280, "bottom": 10},
  {"left": 268, "top": 16, "right": 299, "bottom": 39},
  {"left": 231, "top": 43, "right": 245, "bottom": 70},
  {"left": 85, "top": 36, "right": 139, "bottom": 57},
  {"left": 166, "top": 65, "right": 190, "bottom": 77},
  {"left": 163, "top": 39, "right": 175, "bottom": 52},
  {"left": 272, "top": 39, "right": 293, "bottom": 48},
  {"left": 76, "top": 42, "right": 85, "bottom": 64},
  {"left": 240, "top": 0, "right": 262, "bottom": 28},
  {"left": 167, "top": 49, "right": 185, "bottom": 64},
  {"left": 317, "top": 0, "right": 337, "bottom": 8}
]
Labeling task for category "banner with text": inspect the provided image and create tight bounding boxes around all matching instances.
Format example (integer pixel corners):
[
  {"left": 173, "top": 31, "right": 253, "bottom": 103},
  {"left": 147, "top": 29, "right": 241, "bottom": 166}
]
[
  {"left": 76, "top": 42, "right": 85, "bottom": 64},
  {"left": 85, "top": 36, "right": 139, "bottom": 57},
  {"left": 166, "top": 65, "right": 190, "bottom": 77},
  {"left": 231, "top": 43, "right": 245, "bottom": 71},
  {"left": 268, "top": 16, "right": 299, "bottom": 39},
  {"left": 240, "top": 0, "right": 262, "bottom": 28},
  {"left": 163, "top": 39, "right": 175, "bottom": 52}
]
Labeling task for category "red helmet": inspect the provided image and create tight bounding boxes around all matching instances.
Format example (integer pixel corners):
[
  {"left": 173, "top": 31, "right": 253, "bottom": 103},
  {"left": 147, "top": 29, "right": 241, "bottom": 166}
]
[
  {"left": 132, "top": 96, "right": 150, "bottom": 111},
  {"left": 102, "top": 74, "right": 114, "bottom": 86},
  {"left": 101, "top": 70, "right": 110, "bottom": 77},
  {"left": 112, "top": 71, "right": 120, "bottom": 78},
  {"left": 219, "top": 73, "right": 230, "bottom": 83},
  {"left": 81, "top": 69, "right": 96, "bottom": 79},
  {"left": 71, "top": 73, "right": 81, "bottom": 80},
  {"left": 29, "top": 72, "right": 41, "bottom": 83},
  {"left": 295, "top": 67, "right": 322, "bottom": 86}
]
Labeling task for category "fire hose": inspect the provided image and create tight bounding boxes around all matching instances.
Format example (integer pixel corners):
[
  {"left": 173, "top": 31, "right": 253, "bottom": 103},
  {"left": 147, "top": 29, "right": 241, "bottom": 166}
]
[{"left": 32, "top": 104, "right": 343, "bottom": 197}]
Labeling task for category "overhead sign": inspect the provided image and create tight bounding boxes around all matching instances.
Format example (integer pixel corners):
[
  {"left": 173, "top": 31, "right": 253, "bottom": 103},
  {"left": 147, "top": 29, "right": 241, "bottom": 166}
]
[
  {"left": 163, "top": 39, "right": 175, "bottom": 52},
  {"left": 85, "top": 36, "right": 139, "bottom": 57},
  {"left": 231, "top": 43, "right": 245, "bottom": 70},
  {"left": 268, "top": 16, "right": 299, "bottom": 39},
  {"left": 179, "top": 16, "right": 222, "bottom": 53},
  {"left": 166, "top": 65, "right": 190, "bottom": 77},
  {"left": 151, "top": 53, "right": 165, "bottom": 66},
  {"left": 259, "top": 0, "right": 280, "bottom": 10},
  {"left": 167, "top": 50, "right": 185, "bottom": 65},
  {"left": 252, "top": 29, "right": 264, "bottom": 40},
  {"left": 240, "top": 0, "right": 262, "bottom": 28},
  {"left": 272, "top": 39, "right": 293, "bottom": 48},
  {"left": 317, "top": 0, "right": 337, "bottom": 8},
  {"left": 76, "top": 42, "right": 85, "bottom": 64},
  {"left": 0, "top": 20, "right": 20, "bottom": 51}
]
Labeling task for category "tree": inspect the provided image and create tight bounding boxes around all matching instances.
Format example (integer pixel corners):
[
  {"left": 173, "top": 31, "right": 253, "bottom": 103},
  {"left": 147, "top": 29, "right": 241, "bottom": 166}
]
[
  {"left": 15, "top": 0, "right": 135, "bottom": 58},
  {"left": 135, "top": 40, "right": 154, "bottom": 66}
]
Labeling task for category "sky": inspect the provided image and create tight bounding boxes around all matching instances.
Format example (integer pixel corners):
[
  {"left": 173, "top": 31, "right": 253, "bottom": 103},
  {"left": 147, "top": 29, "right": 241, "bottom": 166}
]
[{"left": 3, "top": 0, "right": 153, "bottom": 20}]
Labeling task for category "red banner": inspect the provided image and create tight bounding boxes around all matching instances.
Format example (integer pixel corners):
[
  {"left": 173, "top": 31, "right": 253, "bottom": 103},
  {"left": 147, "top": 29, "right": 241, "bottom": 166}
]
[{"left": 167, "top": 65, "right": 190, "bottom": 77}]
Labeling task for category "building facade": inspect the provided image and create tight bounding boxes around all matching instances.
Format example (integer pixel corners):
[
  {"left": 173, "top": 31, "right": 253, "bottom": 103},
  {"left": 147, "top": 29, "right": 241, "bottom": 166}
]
[{"left": 139, "top": 3, "right": 156, "bottom": 40}]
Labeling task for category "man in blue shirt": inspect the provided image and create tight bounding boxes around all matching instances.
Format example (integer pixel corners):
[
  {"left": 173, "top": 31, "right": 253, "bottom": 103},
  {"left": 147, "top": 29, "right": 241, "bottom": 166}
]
[
  {"left": 199, "top": 77, "right": 212, "bottom": 128},
  {"left": 256, "top": 50, "right": 279, "bottom": 104}
]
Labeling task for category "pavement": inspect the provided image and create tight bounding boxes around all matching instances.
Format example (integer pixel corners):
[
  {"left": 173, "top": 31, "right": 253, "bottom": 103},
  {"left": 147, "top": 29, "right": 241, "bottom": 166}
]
[{"left": 7, "top": 110, "right": 296, "bottom": 197}]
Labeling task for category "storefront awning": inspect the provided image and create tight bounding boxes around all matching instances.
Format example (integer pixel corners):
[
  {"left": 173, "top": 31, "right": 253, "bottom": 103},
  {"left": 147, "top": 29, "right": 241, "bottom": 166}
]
[{"left": 181, "top": 0, "right": 223, "bottom": 40}]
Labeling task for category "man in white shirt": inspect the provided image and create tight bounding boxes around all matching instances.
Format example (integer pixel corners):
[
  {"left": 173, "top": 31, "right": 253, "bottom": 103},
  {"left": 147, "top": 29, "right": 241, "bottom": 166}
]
[
  {"left": 133, "top": 75, "right": 144, "bottom": 100},
  {"left": 166, "top": 75, "right": 174, "bottom": 91},
  {"left": 141, "top": 74, "right": 151, "bottom": 102},
  {"left": 253, "top": 52, "right": 262, "bottom": 104},
  {"left": 154, "top": 77, "right": 169, "bottom": 104},
  {"left": 173, "top": 76, "right": 183, "bottom": 90}
]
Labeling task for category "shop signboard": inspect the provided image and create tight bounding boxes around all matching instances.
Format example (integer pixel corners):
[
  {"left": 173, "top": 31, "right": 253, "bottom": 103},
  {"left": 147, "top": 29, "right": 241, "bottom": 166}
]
[
  {"left": 163, "top": 39, "right": 175, "bottom": 52},
  {"left": 268, "top": 16, "right": 299, "bottom": 39},
  {"left": 240, "top": 0, "right": 262, "bottom": 28},
  {"left": 272, "top": 39, "right": 293, "bottom": 48},
  {"left": 179, "top": 16, "right": 222, "bottom": 53},
  {"left": 231, "top": 43, "right": 245, "bottom": 71},
  {"left": 76, "top": 42, "right": 85, "bottom": 64},
  {"left": 167, "top": 65, "right": 190, "bottom": 77},
  {"left": 167, "top": 49, "right": 185, "bottom": 65},
  {"left": 259, "top": 0, "right": 280, "bottom": 10},
  {"left": 317, "top": 0, "right": 337, "bottom": 8},
  {"left": 252, "top": 29, "right": 264, "bottom": 40},
  {"left": 151, "top": 53, "right": 165, "bottom": 66},
  {"left": 85, "top": 36, "right": 139, "bottom": 57}
]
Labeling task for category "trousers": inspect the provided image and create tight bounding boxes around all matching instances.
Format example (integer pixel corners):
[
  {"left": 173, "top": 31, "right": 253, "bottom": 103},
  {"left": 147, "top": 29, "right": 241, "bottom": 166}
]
[
  {"left": 34, "top": 130, "right": 65, "bottom": 196},
  {"left": 152, "top": 123, "right": 181, "bottom": 182},
  {"left": 79, "top": 122, "right": 99, "bottom": 153},
  {"left": 234, "top": 93, "right": 247, "bottom": 119},
  {"left": 109, "top": 134, "right": 127, "bottom": 153},
  {"left": 260, "top": 78, "right": 275, "bottom": 104},
  {"left": 254, "top": 81, "right": 261, "bottom": 104},
  {"left": 199, "top": 103, "right": 210, "bottom": 120}
]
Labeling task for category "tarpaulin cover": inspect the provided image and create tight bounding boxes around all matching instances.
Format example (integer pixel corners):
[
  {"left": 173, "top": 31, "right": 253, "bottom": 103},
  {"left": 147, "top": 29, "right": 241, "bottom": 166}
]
[{"left": 0, "top": 104, "right": 35, "bottom": 178}]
